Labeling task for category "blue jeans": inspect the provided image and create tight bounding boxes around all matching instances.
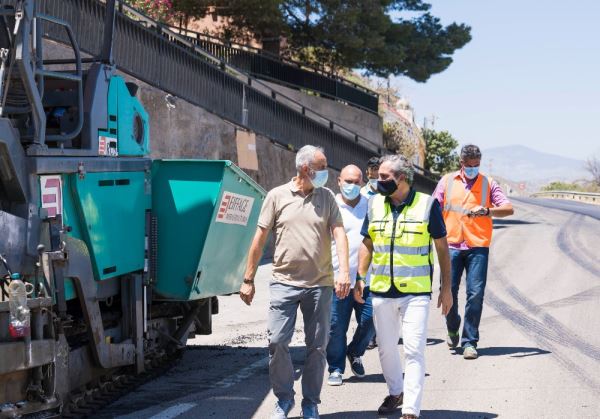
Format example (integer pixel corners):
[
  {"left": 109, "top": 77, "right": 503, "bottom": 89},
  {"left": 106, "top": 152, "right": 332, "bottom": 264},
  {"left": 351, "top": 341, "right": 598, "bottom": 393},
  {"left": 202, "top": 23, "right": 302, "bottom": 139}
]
[
  {"left": 326, "top": 287, "right": 376, "bottom": 373},
  {"left": 445, "top": 247, "right": 489, "bottom": 348}
]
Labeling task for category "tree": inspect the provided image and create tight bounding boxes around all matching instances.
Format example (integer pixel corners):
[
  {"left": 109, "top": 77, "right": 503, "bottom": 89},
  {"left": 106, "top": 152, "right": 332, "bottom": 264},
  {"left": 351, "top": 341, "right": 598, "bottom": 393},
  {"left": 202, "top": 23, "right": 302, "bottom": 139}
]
[
  {"left": 423, "top": 129, "right": 459, "bottom": 174},
  {"left": 125, "top": 0, "right": 178, "bottom": 22},
  {"left": 207, "top": 0, "right": 470, "bottom": 80},
  {"left": 124, "top": 1, "right": 471, "bottom": 80},
  {"left": 585, "top": 156, "right": 600, "bottom": 186},
  {"left": 213, "top": 0, "right": 285, "bottom": 47},
  {"left": 124, "top": 0, "right": 212, "bottom": 25},
  {"left": 383, "top": 122, "right": 417, "bottom": 160},
  {"left": 172, "top": 0, "right": 213, "bottom": 28},
  {"left": 542, "top": 181, "right": 582, "bottom": 192}
]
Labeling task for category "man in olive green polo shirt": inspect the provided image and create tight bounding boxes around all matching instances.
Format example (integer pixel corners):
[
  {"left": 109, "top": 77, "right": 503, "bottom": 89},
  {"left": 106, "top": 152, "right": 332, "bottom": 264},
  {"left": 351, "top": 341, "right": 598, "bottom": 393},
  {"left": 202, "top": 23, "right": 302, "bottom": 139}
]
[{"left": 240, "top": 145, "right": 350, "bottom": 419}]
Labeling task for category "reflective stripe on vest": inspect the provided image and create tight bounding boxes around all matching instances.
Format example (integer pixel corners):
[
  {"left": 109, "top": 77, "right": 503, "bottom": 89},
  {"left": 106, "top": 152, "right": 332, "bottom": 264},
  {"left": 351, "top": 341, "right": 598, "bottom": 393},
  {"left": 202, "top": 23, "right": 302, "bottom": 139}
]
[
  {"left": 372, "top": 244, "right": 431, "bottom": 256},
  {"left": 442, "top": 172, "right": 493, "bottom": 247},
  {"left": 367, "top": 192, "right": 434, "bottom": 294},
  {"left": 372, "top": 264, "right": 431, "bottom": 278}
]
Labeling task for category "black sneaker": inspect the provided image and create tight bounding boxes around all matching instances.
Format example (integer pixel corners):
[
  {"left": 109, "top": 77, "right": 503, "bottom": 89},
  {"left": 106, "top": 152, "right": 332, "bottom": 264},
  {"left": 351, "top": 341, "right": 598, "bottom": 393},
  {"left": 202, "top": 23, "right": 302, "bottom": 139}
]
[
  {"left": 447, "top": 331, "right": 459, "bottom": 348},
  {"left": 377, "top": 393, "right": 403, "bottom": 415},
  {"left": 347, "top": 354, "right": 365, "bottom": 377}
]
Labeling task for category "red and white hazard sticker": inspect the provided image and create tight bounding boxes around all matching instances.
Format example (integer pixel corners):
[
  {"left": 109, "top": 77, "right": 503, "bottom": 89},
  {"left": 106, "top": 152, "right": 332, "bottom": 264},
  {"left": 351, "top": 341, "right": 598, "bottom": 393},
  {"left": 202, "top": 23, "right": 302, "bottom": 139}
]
[
  {"left": 98, "top": 136, "right": 118, "bottom": 156},
  {"left": 215, "top": 191, "right": 254, "bottom": 226},
  {"left": 40, "top": 175, "right": 62, "bottom": 218}
]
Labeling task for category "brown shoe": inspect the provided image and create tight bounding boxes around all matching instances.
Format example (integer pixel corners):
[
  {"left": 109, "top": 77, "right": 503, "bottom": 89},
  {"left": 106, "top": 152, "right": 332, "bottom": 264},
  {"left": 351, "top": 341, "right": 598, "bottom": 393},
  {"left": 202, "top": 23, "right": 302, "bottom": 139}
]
[
  {"left": 377, "top": 393, "right": 403, "bottom": 415},
  {"left": 402, "top": 415, "right": 418, "bottom": 419}
]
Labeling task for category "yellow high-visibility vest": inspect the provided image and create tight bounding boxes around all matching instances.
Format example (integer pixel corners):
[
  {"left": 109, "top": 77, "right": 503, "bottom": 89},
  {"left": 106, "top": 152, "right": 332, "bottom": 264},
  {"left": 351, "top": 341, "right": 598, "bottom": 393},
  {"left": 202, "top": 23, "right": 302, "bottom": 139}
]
[{"left": 368, "top": 191, "right": 434, "bottom": 294}]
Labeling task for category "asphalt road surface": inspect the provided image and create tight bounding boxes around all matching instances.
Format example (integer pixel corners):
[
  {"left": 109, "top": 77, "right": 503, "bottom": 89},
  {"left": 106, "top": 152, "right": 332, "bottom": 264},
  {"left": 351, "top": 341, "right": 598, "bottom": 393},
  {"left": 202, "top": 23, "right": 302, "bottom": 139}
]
[{"left": 100, "top": 198, "right": 600, "bottom": 419}]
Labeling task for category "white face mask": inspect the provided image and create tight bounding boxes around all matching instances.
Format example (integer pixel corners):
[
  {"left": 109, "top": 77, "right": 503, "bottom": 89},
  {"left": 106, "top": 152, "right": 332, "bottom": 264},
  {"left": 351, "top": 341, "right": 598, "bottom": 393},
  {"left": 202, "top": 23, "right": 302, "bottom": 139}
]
[
  {"left": 463, "top": 166, "right": 480, "bottom": 179},
  {"left": 311, "top": 169, "right": 329, "bottom": 188},
  {"left": 341, "top": 183, "right": 360, "bottom": 200}
]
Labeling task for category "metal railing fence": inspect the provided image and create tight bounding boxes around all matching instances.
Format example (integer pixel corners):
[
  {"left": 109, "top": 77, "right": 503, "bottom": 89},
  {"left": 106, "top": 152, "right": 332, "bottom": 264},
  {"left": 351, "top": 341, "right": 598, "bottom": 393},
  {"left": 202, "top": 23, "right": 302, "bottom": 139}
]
[{"left": 160, "top": 26, "right": 379, "bottom": 114}]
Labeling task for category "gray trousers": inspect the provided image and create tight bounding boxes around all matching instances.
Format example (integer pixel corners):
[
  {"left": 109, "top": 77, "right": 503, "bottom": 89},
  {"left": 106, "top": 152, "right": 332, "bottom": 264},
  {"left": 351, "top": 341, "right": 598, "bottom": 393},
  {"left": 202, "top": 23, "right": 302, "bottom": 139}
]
[{"left": 268, "top": 281, "right": 333, "bottom": 405}]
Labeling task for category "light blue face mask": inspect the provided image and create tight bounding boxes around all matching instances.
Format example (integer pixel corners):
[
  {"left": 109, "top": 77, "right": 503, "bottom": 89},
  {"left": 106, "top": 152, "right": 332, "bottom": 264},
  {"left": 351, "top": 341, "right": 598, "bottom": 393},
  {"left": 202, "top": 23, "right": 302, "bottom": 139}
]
[
  {"left": 464, "top": 166, "right": 480, "bottom": 179},
  {"left": 341, "top": 183, "right": 360, "bottom": 200},
  {"left": 369, "top": 178, "right": 378, "bottom": 188},
  {"left": 311, "top": 169, "right": 329, "bottom": 188}
]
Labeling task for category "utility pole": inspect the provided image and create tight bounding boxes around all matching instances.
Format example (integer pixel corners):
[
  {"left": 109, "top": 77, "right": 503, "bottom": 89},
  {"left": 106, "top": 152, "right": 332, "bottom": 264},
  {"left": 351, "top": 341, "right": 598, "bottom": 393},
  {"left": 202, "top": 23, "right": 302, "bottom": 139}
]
[
  {"left": 386, "top": 76, "right": 391, "bottom": 105},
  {"left": 430, "top": 114, "right": 438, "bottom": 129}
]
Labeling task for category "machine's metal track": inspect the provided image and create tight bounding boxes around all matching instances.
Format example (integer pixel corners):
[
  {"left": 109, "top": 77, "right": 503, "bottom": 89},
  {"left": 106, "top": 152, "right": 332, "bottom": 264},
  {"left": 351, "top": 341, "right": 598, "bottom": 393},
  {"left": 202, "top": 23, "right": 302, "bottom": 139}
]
[{"left": 60, "top": 350, "right": 183, "bottom": 418}]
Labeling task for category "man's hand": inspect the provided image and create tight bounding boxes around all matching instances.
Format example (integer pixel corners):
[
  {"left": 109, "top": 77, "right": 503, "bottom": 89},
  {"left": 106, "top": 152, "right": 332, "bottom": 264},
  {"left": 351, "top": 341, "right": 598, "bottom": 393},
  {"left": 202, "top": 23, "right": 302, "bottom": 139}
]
[
  {"left": 353, "top": 279, "right": 365, "bottom": 304},
  {"left": 332, "top": 224, "right": 350, "bottom": 299},
  {"left": 437, "top": 286, "right": 453, "bottom": 316},
  {"left": 240, "top": 226, "right": 268, "bottom": 306},
  {"left": 239, "top": 282, "right": 255, "bottom": 306},
  {"left": 335, "top": 271, "right": 351, "bottom": 299}
]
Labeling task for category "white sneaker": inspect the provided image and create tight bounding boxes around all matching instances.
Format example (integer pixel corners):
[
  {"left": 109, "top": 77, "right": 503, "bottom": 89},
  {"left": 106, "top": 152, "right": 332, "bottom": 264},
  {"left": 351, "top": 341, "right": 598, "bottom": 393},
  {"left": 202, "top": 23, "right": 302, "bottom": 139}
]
[
  {"left": 327, "top": 370, "right": 343, "bottom": 386},
  {"left": 463, "top": 346, "right": 478, "bottom": 359},
  {"left": 271, "top": 399, "right": 295, "bottom": 419}
]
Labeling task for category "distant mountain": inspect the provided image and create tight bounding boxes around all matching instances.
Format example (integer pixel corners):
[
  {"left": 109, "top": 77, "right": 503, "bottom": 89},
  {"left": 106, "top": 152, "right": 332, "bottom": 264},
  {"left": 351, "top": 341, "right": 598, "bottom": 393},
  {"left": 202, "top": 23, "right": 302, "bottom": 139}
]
[{"left": 481, "top": 145, "right": 589, "bottom": 192}]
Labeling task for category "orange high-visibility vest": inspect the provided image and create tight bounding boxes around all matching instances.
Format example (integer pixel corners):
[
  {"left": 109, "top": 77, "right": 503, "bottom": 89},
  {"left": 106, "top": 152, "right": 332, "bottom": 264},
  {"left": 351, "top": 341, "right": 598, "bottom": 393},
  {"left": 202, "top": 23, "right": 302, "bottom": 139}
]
[{"left": 442, "top": 172, "right": 493, "bottom": 247}]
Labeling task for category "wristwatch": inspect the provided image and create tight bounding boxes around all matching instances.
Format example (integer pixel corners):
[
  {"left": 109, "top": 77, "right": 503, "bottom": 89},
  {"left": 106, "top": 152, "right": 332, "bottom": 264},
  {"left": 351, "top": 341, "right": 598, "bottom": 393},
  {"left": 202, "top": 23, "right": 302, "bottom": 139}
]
[
  {"left": 243, "top": 278, "right": 254, "bottom": 284},
  {"left": 485, "top": 207, "right": 490, "bottom": 216}
]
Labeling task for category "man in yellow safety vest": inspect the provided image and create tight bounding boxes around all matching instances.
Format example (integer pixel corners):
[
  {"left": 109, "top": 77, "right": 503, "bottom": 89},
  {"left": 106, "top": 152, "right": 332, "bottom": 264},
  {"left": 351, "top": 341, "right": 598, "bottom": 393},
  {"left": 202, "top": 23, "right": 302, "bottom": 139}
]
[{"left": 355, "top": 155, "right": 453, "bottom": 419}]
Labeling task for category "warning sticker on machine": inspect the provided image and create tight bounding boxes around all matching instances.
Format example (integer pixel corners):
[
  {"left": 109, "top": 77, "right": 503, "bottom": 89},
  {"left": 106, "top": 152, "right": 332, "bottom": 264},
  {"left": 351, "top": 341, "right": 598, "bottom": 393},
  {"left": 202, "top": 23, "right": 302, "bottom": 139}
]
[
  {"left": 98, "top": 136, "right": 118, "bottom": 156},
  {"left": 215, "top": 191, "right": 255, "bottom": 226},
  {"left": 40, "top": 175, "right": 62, "bottom": 218}
]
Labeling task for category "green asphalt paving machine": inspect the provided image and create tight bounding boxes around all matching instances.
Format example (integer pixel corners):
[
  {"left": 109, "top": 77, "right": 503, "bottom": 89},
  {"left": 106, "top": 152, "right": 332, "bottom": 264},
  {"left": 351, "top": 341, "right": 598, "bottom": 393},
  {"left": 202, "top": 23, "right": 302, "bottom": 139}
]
[{"left": 0, "top": 1, "right": 264, "bottom": 415}]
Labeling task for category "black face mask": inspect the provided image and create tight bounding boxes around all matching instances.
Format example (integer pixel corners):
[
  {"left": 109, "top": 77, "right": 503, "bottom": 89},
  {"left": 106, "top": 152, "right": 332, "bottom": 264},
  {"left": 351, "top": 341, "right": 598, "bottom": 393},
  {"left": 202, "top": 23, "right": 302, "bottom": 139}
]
[{"left": 376, "top": 178, "right": 398, "bottom": 196}]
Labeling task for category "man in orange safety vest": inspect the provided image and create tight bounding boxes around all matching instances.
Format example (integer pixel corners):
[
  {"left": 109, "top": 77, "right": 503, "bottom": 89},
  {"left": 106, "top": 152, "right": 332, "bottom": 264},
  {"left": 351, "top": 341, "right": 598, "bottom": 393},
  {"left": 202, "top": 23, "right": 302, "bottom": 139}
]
[{"left": 433, "top": 144, "right": 514, "bottom": 360}]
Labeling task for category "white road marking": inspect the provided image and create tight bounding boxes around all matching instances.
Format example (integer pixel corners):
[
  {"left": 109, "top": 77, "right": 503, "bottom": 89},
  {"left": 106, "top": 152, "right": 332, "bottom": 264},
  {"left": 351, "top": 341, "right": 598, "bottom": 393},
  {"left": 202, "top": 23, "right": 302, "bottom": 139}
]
[
  {"left": 212, "top": 356, "right": 269, "bottom": 389},
  {"left": 147, "top": 403, "right": 196, "bottom": 419},
  {"left": 115, "top": 356, "right": 269, "bottom": 419}
]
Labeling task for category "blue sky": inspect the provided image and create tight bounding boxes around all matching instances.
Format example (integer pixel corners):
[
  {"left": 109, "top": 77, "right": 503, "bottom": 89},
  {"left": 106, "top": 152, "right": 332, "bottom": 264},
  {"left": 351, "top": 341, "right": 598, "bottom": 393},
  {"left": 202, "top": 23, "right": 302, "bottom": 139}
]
[{"left": 389, "top": 0, "right": 600, "bottom": 161}]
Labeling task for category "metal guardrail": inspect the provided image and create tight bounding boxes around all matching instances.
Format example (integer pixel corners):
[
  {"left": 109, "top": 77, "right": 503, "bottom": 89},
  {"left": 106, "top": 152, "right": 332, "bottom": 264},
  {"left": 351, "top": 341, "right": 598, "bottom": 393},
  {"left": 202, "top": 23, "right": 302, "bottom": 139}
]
[
  {"left": 160, "top": 26, "right": 379, "bottom": 114},
  {"left": 31, "top": 0, "right": 383, "bottom": 172},
  {"left": 532, "top": 191, "right": 600, "bottom": 205}
]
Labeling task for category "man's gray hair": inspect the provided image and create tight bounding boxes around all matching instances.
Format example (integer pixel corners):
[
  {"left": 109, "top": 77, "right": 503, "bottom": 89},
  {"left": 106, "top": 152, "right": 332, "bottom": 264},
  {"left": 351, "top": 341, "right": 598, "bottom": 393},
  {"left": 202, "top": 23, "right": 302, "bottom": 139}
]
[
  {"left": 460, "top": 144, "right": 482, "bottom": 160},
  {"left": 380, "top": 154, "right": 414, "bottom": 184},
  {"left": 296, "top": 145, "right": 324, "bottom": 171}
]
